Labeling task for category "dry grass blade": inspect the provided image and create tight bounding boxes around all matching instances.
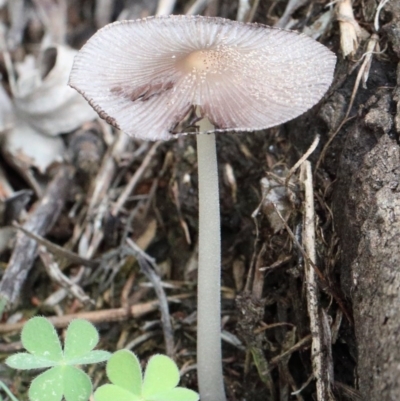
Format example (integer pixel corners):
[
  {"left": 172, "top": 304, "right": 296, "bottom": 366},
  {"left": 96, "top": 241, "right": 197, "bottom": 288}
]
[
  {"left": 301, "top": 161, "right": 334, "bottom": 401},
  {"left": 14, "top": 223, "right": 99, "bottom": 268},
  {"left": 126, "top": 238, "right": 175, "bottom": 358},
  {"left": 87, "top": 130, "right": 130, "bottom": 216},
  {"left": 270, "top": 334, "right": 312, "bottom": 368},
  {"left": 272, "top": 202, "right": 352, "bottom": 324},
  {"left": 374, "top": 0, "right": 390, "bottom": 32},
  {"left": 285, "top": 134, "right": 319, "bottom": 188}
]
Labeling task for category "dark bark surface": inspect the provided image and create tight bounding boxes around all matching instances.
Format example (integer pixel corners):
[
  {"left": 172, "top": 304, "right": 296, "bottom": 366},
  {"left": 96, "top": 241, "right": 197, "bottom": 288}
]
[
  {"left": 333, "top": 22, "right": 400, "bottom": 401},
  {"left": 337, "top": 130, "right": 400, "bottom": 400}
]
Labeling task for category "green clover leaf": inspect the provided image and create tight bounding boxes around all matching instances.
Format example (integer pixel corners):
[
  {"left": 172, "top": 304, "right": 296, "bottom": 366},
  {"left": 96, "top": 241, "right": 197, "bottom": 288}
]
[
  {"left": 6, "top": 317, "right": 111, "bottom": 401},
  {"left": 94, "top": 350, "right": 199, "bottom": 401}
]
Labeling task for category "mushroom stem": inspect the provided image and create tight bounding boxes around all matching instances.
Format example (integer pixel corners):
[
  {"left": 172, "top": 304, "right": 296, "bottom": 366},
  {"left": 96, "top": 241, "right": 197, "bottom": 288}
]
[{"left": 196, "top": 124, "right": 226, "bottom": 401}]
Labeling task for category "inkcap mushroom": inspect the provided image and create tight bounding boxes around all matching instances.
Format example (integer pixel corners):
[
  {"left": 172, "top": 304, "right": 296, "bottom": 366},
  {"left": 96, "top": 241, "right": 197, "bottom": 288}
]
[{"left": 69, "top": 15, "right": 336, "bottom": 401}]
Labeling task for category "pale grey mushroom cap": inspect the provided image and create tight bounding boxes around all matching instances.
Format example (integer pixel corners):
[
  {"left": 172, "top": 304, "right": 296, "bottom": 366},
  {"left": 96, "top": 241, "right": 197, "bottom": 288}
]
[{"left": 69, "top": 15, "right": 336, "bottom": 141}]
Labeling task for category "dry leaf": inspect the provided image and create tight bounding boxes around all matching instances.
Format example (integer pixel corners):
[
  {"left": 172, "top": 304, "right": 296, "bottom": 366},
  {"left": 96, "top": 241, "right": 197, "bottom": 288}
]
[
  {"left": 14, "top": 45, "right": 97, "bottom": 135},
  {"left": 1, "top": 45, "right": 97, "bottom": 173},
  {"left": 261, "top": 173, "right": 294, "bottom": 233},
  {"left": 3, "top": 119, "right": 65, "bottom": 173}
]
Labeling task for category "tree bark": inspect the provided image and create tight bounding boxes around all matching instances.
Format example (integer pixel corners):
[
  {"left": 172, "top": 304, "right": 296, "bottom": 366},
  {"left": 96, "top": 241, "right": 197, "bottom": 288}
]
[
  {"left": 331, "top": 10, "right": 400, "bottom": 399},
  {"left": 287, "top": 4, "right": 400, "bottom": 398}
]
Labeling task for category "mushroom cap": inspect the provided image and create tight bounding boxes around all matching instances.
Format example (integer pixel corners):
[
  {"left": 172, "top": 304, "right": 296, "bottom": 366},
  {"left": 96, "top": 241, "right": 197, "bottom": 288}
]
[{"left": 69, "top": 15, "right": 336, "bottom": 141}]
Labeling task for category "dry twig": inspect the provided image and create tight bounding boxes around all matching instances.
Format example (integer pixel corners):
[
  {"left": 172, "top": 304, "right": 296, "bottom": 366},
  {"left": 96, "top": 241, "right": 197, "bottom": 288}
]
[
  {"left": 0, "top": 293, "right": 191, "bottom": 334},
  {"left": 38, "top": 246, "right": 93, "bottom": 306},
  {"left": 285, "top": 134, "right": 319, "bottom": 188},
  {"left": 14, "top": 223, "right": 99, "bottom": 268},
  {"left": 272, "top": 203, "right": 352, "bottom": 323},
  {"left": 301, "top": 161, "right": 334, "bottom": 400},
  {"left": 112, "top": 141, "right": 160, "bottom": 216}
]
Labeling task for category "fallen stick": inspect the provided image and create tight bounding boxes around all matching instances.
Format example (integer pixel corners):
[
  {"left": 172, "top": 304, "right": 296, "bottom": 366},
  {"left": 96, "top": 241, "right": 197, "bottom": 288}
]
[
  {"left": 301, "top": 161, "right": 334, "bottom": 400},
  {"left": 0, "top": 293, "right": 191, "bottom": 334},
  {"left": 0, "top": 165, "right": 74, "bottom": 310}
]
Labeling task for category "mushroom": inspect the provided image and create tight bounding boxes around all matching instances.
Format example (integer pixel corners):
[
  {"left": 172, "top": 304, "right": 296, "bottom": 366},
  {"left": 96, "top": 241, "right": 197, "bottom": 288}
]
[{"left": 69, "top": 15, "right": 336, "bottom": 401}]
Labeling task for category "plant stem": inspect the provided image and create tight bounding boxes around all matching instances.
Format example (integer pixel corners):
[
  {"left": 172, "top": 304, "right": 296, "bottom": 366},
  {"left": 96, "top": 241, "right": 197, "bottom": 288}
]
[
  {"left": 0, "top": 380, "right": 20, "bottom": 401},
  {"left": 196, "top": 132, "right": 226, "bottom": 401}
]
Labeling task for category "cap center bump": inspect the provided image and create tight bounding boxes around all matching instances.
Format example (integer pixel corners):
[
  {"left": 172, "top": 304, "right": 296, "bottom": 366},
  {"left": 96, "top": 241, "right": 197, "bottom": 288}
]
[{"left": 179, "top": 50, "right": 214, "bottom": 73}]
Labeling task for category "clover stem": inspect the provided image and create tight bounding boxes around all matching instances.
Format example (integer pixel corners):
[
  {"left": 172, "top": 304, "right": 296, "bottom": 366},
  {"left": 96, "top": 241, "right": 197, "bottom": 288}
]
[
  {"left": 0, "top": 380, "right": 20, "bottom": 401},
  {"left": 196, "top": 118, "right": 226, "bottom": 401}
]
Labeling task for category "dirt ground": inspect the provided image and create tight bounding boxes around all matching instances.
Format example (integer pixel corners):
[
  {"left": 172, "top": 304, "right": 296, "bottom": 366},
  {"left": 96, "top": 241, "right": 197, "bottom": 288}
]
[{"left": 0, "top": 1, "right": 399, "bottom": 400}]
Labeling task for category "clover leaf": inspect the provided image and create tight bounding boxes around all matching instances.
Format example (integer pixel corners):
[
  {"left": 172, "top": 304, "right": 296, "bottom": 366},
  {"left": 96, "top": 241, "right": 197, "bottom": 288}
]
[
  {"left": 94, "top": 350, "right": 199, "bottom": 401},
  {"left": 6, "top": 317, "right": 110, "bottom": 401}
]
